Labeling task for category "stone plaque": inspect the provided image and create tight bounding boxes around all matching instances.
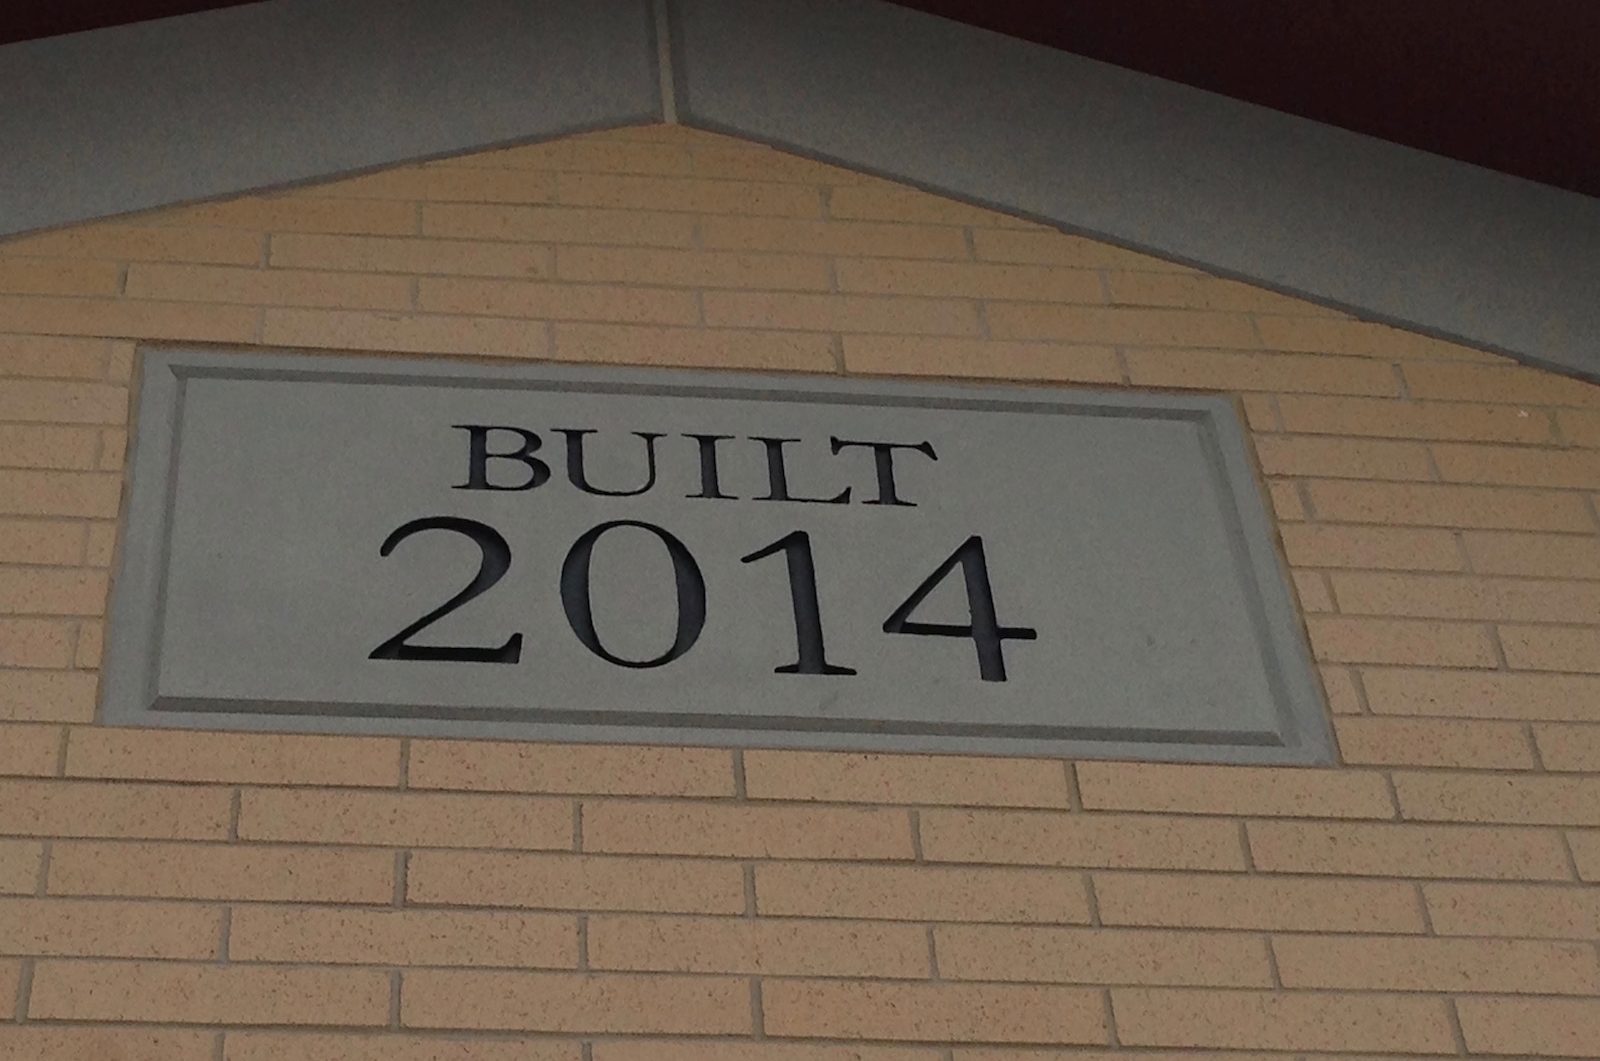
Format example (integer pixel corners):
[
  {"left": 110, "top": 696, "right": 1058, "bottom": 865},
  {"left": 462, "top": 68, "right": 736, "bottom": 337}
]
[{"left": 102, "top": 348, "right": 1332, "bottom": 762}]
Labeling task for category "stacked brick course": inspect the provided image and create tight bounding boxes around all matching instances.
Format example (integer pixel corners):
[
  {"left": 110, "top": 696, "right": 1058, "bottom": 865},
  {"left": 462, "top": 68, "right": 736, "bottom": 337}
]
[{"left": 0, "top": 124, "right": 1595, "bottom": 1058}]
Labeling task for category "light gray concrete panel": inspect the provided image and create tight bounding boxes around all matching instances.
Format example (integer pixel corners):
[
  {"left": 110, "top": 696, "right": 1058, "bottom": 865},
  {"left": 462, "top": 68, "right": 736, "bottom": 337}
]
[
  {"left": 0, "top": 0, "right": 658, "bottom": 236},
  {"left": 672, "top": 0, "right": 1600, "bottom": 381},
  {"left": 102, "top": 348, "right": 1332, "bottom": 764}
]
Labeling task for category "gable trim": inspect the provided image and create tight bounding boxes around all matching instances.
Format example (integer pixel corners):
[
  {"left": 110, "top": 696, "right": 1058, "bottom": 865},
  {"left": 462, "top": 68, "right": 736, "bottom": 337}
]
[{"left": 2, "top": 0, "right": 1596, "bottom": 383}]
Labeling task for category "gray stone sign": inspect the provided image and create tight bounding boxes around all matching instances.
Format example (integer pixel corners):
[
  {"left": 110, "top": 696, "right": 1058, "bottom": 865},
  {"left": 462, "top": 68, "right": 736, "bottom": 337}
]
[{"left": 102, "top": 348, "right": 1332, "bottom": 763}]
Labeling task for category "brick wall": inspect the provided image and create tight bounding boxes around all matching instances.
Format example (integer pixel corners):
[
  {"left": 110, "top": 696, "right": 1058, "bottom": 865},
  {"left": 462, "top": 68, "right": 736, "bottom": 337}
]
[{"left": 0, "top": 123, "right": 1596, "bottom": 1059}]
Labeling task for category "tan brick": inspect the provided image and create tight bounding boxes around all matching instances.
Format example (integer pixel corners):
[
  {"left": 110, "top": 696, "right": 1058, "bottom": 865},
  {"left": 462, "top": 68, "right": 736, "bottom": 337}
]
[
  {"left": 704, "top": 291, "right": 980, "bottom": 335},
  {"left": 261, "top": 308, "right": 549, "bottom": 357},
  {"left": 0, "top": 896, "right": 221, "bottom": 958},
  {"left": 0, "top": 778, "right": 228, "bottom": 840},
  {"left": 0, "top": 840, "right": 43, "bottom": 895},
  {"left": 66, "top": 728, "right": 402, "bottom": 785},
  {"left": 227, "top": 1033, "right": 581, "bottom": 1061},
  {"left": 1433, "top": 441, "right": 1600, "bottom": 489},
  {"left": 1126, "top": 349, "right": 1397, "bottom": 395},
  {"left": 765, "top": 980, "right": 1106, "bottom": 1044},
  {"left": 0, "top": 295, "right": 259, "bottom": 342},
  {"left": 989, "top": 304, "right": 1256, "bottom": 347},
  {"left": 1404, "top": 361, "right": 1600, "bottom": 407},
  {"left": 828, "top": 184, "right": 1019, "bottom": 227},
  {"left": 0, "top": 519, "right": 84, "bottom": 565},
  {"left": 1573, "top": 830, "right": 1600, "bottom": 881},
  {"left": 0, "top": 558, "right": 91, "bottom": 617},
  {"left": 842, "top": 336, "right": 1122, "bottom": 383},
  {"left": 1257, "top": 316, "right": 1493, "bottom": 361},
  {"left": 0, "top": 425, "right": 99, "bottom": 469},
  {"left": 1425, "top": 881, "right": 1600, "bottom": 939},
  {"left": 1253, "top": 436, "right": 1434, "bottom": 480},
  {"left": 920, "top": 809, "right": 1247, "bottom": 870},
  {"left": 1247, "top": 820, "right": 1572, "bottom": 879},
  {"left": 0, "top": 670, "right": 98, "bottom": 721},
  {"left": 73, "top": 619, "right": 101, "bottom": 668},
  {"left": 1093, "top": 871, "right": 1424, "bottom": 933},
  {"left": 1277, "top": 524, "right": 1464, "bottom": 571},
  {"left": 0, "top": 722, "right": 59, "bottom": 775},
  {"left": 423, "top": 203, "right": 695, "bottom": 247},
  {"left": 0, "top": 379, "right": 126, "bottom": 423},
  {"left": 238, "top": 788, "right": 571, "bottom": 850},
  {"left": 1274, "top": 934, "right": 1599, "bottom": 994},
  {"left": 1463, "top": 530, "right": 1600, "bottom": 579},
  {"left": 0, "top": 335, "right": 110, "bottom": 380},
  {"left": 1503, "top": 624, "right": 1600, "bottom": 672},
  {"left": 1558, "top": 407, "right": 1600, "bottom": 447},
  {"left": 419, "top": 276, "right": 698, "bottom": 324},
  {"left": 270, "top": 232, "right": 554, "bottom": 278},
  {"left": 318, "top": 166, "right": 556, "bottom": 204},
  {"left": 83, "top": 523, "right": 117, "bottom": 566},
  {"left": 1319, "top": 665, "right": 1366, "bottom": 714},
  {"left": 408, "top": 741, "right": 734, "bottom": 796},
  {"left": 438, "top": 138, "right": 691, "bottom": 176},
  {"left": 594, "top": 1045, "right": 938, "bottom": 1061},
  {"left": 231, "top": 906, "right": 576, "bottom": 967},
  {"left": 744, "top": 750, "right": 1068, "bottom": 808},
  {"left": 1331, "top": 571, "right": 1600, "bottom": 622},
  {"left": 582, "top": 800, "right": 912, "bottom": 860},
  {"left": 1266, "top": 480, "right": 1306, "bottom": 521},
  {"left": 47, "top": 841, "right": 394, "bottom": 903},
  {"left": 1365, "top": 668, "right": 1600, "bottom": 721},
  {"left": 0, "top": 471, "right": 119, "bottom": 518},
  {"left": 552, "top": 323, "right": 835, "bottom": 371},
  {"left": 0, "top": 224, "right": 262, "bottom": 264},
  {"left": 1394, "top": 772, "right": 1600, "bottom": 827},
  {"left": 936, "top": 924, "right": 1273, "bottom": 987},
  {"left": 588, "top": 914, "right": 930, "bottom": 977},
  {"left": 557, "top": 245, "right": 830, "bottom": 290},
  {"left": 97, "top": 428, "right": 125, "bottom": 470},
  {"left": 947, "top": 1053, "right": 1284, "bottom": 1061},
  {"left": 754, "top": 862, "right": 1090, "bottom": 924},
  {"left": 604, "top": 1043, "right": 934, "bottom": 1061},
  {"left": 0, "top": 1027, "right": 215, "bottom": 1061},
  {"left": 125, "top": 262, "right": 412, "bottom": 309},
  {"left": 837, "top": 258, "right": 1101, "bottom": 302},
  {"left": 29, "top": 959, "right": 391, "bottom": 1025},
  {"left": 102, "top": 339, "right": 132, "bottom": 382},
  {"left": 1457, "top": 997, "right": 1600, "bottom": 1057},
  {"left": 700, "top": 216, "right": 968, "bottom": 259},
  {"left": 1111, "top": 988, "right": 1454, "bottom": 1053},
  {"left": 1305, "top": 480, "right": 1592, "bottom": 530},
  {"left": 164, "top": 196, "right": 415, "bottom": 235},
  {"left": 1306, "top": 616, "right": 1497, "bottom": 667},
  {"left": 1292, "top": 571, "right": 1334, "bottom": 612},
  {"left": 1108, "top": 272, "right": 1331, "bottom": 314},
  {"left": 1076, "top": 761, "right": 1394, "bottom": 819},
  {"left": 407, "top": 851, "right": 744, "bottom": 914},
  {"left": 971, "top": 229, "right": 1188, "bottom": 271},
  {"left": 0, "top": 618, "right": 74, "bottom": 667},
  {"left": 1534, "top": 723, "right": 1600, "bottom": 771},
  {"left": 1237, "top": 392, "right": 1279, "bottom": 430},
  {"left": 558, "top": 173, "right": 821, "bottom": 218},
  {"left": 1277, "top": 394, "right": 1556, "bottom": 443},
  {"left": 1335, "top": 716, "right": 1536, "bottom": 769},
  {"left": 402, "top": 970, "right": 749, "bottom": 1033}
]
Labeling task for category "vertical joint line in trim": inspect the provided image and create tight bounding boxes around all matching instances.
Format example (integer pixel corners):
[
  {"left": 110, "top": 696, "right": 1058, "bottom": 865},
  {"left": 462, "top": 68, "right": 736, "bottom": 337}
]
[{"left": 653, "top": 0, "right": 680, "bottom": 124}]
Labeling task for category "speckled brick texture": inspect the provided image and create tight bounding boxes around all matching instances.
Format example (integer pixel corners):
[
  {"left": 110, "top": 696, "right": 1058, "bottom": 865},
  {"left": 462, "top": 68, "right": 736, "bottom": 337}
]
[{"left": 0, "top": 123, "right": 1596, "bottom": 1056}]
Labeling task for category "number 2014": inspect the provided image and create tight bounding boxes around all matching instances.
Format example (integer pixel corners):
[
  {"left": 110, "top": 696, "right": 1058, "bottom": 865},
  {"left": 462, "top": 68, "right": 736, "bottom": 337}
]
[{"left": 369, "top": 517, "right": 1037, "bottom": 681}]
